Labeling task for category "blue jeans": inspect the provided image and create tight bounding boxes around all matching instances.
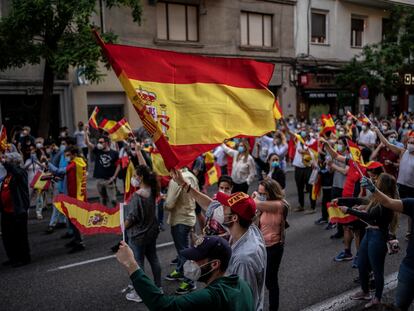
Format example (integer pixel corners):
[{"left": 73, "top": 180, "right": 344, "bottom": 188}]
[
  {"left": 171, "top": 224, "right": 191, "bottom": 274},
  {"left": 357, "top": 228, "right": 387, "bottom": 299},
  {"left": 396, "top": 263, "right": 414, "bottom": 311},
  {"left": 49, "top": 205, "right": 66, "bottom": 227},
  {"left": 129, "top": 239, "right": 161, "bottom": 287}
]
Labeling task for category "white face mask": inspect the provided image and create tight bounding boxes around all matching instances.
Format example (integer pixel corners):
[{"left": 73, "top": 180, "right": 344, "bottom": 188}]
[
  {"left": 361, "top": 125, "right": 367, "bottom": 131},
  {"left": 407, "top": 144, "right": 414, "bottom": 153},
  {"left": 130, "top": 177, "right": 140, "bottom": 188},
  {"left": 36, "top": 143, "right": 43, "bottom": 149},
  {"left": 183, "top": 260, "right": 215, "bottom": 282},
  {"left": 96, "top": 143, "right": 104, "bottom": 150}
]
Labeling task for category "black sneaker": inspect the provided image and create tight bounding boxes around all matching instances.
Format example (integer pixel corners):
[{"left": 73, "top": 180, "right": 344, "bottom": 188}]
[
  {"left": 55, "top": 223, "right": 67, "bottom": 229},
  {"left": 315, "top": 218, "right": 328, "bottom": 225},
  {"left": 68, "top": 244, "right": 85, "bottom": 254},
  {"left": 61, "top": 232, "right": 74, "bottom": 239},
  {"left": 170, "top": 258, "right": 178, "bottom": 266},
  {"left": 45, "top": 226, "right": 55, "bottom": 234}
]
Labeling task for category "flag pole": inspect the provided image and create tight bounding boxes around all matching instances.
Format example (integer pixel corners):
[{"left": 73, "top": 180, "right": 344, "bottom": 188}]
[{"left": 119, "top": 203, "right": 125, "bottom": 241}]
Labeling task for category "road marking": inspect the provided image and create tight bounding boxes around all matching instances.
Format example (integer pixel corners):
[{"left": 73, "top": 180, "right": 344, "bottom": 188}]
[
  {"left": 47, "top": 241, "right": 174, "bottom": 272},
  {"left": 301, "top": 272, "right": 398, "bottom": 311}
]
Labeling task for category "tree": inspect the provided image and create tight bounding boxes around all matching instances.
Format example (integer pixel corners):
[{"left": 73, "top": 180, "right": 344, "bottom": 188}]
[
  {"left": 336, "top": 5, "right": 414, "bottom": 111},
  {"left": 0, "top": 0, "right": 142, "bottom": 137}
]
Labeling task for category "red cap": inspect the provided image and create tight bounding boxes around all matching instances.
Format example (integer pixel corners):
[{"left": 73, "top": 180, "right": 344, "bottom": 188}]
[
  {"left": 366, "top": 161, "right": 383, "bottom": 170},
  {"left": 216, "top": 192, "right": 256, "bottom": 222}
]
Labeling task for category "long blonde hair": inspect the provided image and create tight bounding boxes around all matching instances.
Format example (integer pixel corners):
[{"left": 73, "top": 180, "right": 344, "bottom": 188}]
[{"left": 237, "top": 139, "right": 250, "bottom": 163}]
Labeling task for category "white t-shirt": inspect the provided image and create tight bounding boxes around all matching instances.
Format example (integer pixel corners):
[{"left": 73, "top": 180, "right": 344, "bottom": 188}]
[
  {"left": 292, "top": 138, "right": 315, "bottom": 168},
  {"left": 358, "top": 130, "right": 377, "bottom": 146}
]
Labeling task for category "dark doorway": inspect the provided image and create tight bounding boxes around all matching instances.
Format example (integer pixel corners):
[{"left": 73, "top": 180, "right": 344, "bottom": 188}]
[{"left": 0, "top": 94, "right": 60, "bottom": 139}]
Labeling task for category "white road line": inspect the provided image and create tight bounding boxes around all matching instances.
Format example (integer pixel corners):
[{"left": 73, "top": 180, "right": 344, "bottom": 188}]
[
  {"left": 301, "top": 272, "right": 399, "bottom": 311},
  {"left": 47, "top": 241, "right": 174, "bottom": 272}
]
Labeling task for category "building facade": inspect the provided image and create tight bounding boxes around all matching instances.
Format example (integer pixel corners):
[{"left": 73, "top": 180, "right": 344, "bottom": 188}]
[
  {"left": 294, "top": 0, "right": 413, "bottom": 120},
  {"left": 0, "top": 0, "right": 297, "bottom": 136}
]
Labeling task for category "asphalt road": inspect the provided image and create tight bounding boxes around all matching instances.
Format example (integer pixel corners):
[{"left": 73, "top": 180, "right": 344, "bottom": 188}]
[{"left": 0, "top": 171, "right": 412, "bottom": 311}]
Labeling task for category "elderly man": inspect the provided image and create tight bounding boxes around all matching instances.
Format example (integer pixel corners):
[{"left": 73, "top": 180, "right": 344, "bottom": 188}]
[{"left": 0, "top": 152, "right": 31, "bottom": 267}]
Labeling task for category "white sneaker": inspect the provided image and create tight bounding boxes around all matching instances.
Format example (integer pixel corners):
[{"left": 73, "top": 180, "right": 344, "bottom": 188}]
[
  {"left": 121, "top": 284, "right": 134, "bottom": 293},
  {"left": 126, "top": 289, "right": 143, "bottom": 303}
]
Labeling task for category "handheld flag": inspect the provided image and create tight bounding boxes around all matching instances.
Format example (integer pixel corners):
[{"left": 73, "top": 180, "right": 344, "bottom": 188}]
[
  {"left": 0, "top": 126, "right": 9, "bottom": 152},
  {"left": 53, "top": 195, "right": 121, "bottom": 235},
  {"left": 347, "top": 139, "right": 364, "bottom": 165},
  {"left": 124, "top": 161, "right": 136, "bottom": 202},
  {"left": 95, "top": 32, "right": 276, "bottom": 169},
  {"left": 311, "top": 175, "right": 321, "bottom": 201},
  {"left": 100, "top": 118, "right": 133, "bottom": 142},
  {"left": 205, "top": 164, "right": 222, "bottom": 187},
  {"left": 346, "top": 111, "right": 358, "bottom": 121},
  {"left": 30, "top": 172, "right": 52, "bottom": 191},
  {"left": 327, "top": 202, "right": 358, "bottom": 224},
  {"left": 320, "top": 114, "right": 336, "bottom": 136},
  {"left": 88, "top": 107, "right": 100, "bottom": 130},
  {"left": 358, "top": 113, "right": 371, "bottom": 125},
  {"left": 273, "top": 99, "right": 283, "bottom": 120}
]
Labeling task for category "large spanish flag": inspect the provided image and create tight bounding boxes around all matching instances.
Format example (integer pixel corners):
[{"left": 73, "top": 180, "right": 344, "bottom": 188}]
[
  {"left": 53, "top": 194, "right": 121, "bottom": 235},
  {"left": 95, "top": 32, "right": 276, "bottom": 169}
]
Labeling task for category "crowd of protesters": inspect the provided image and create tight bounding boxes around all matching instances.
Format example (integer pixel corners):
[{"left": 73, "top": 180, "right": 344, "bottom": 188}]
[{"left": 1, "top": 111, "right": 414, "bottom": 310}]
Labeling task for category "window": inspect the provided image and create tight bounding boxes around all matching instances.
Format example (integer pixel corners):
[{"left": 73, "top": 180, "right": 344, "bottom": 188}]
[
  {"left": 311, "top": 11, "right": 328, "bottom": 44},
  {"left": 382, "top": 18, "right": 391, "bottom": 42},
  {"left": 351, "top": 17, "right": 365, "bottom": 47},
  {"left": 156, "top": 2, "right": 198, "bottom": 42},
  {"left": 240, "top": 12, "right": 272, "bottom": 47}
]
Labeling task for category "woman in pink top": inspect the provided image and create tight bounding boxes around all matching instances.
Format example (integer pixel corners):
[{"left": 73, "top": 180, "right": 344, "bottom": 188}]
[{"left": 253, "top": 179, "right": 289, "bottom": 311}]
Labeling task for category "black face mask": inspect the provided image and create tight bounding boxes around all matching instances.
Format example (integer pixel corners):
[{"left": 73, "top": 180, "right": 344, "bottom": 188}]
[{"left": 198, "top": 264, "right": 215, "bottom": 283}]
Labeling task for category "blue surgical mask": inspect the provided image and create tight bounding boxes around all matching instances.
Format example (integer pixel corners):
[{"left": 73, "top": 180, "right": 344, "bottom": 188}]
[
  {"left": 300, "top": 131, "right": 307, "bottom": 138},
  {"left": 237, "top": 146, "right": 245, "bottom": 153},
  {"left": 389, "top": 137, "right": 396, "bottom": 145},
  {"left": 337, "top": 144, "right": 344, "bottom": 152},
  {"left": 271, "top": 161, "right": 280, "bottom": 168}
]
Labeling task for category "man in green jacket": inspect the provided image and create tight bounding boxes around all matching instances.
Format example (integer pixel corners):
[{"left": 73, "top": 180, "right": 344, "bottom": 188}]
[{"left": 116, "top": 235, "right": 254, "bottom": 311}]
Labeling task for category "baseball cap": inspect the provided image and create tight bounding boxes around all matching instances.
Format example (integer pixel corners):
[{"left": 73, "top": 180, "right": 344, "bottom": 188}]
[
  {"left": 181, "top": 236, "right": 232, "bottom": 270},
  {"left": 216, "top": 191, "right": 256, "bottom": 222}
]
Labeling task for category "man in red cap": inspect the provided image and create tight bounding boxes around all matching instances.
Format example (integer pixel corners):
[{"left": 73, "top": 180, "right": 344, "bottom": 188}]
[{"left": 216, "top": 191, "right": 266, "bottom": 311}]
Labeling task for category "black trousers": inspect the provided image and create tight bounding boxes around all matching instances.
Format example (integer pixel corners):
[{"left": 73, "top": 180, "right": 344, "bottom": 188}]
[
  {"left": 294, "top": 167, "right": 315, "bottom": 209},
  {"left": 232, "top": 182, "right": 249, "bottom": 194},
  {"left": 266, "top": 243, "right": 284, "bottom": 311},
  {"left": 321, "top": 188, "right": 332, "bottom": 221},
  {"left": 1, "top": 212, "right": 30, "bottom": 263}
]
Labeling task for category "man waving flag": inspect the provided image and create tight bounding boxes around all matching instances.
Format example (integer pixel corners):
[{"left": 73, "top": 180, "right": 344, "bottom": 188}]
[{"left": 95, "top": 32, "right": 276, "bottom": 169}]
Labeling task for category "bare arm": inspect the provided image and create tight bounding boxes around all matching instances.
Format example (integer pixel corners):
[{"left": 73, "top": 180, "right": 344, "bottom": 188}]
[
  {"left": 254, "top": 198, "right": 285, "bottom": 213},
  {"left": 370, "top": 142, "right": 383, "bottom": 161},
  {"left": 373, "top": 127, "right": 404, "bottom": 156},
  {"left": 372, "top": 189, "right": 404, "bottom": 213},
  {"left": 330, "top": 163, "right": 349, "bottom": 175},
  {"left": 84, "top": 126, "right": 95, "bottom": 150}
]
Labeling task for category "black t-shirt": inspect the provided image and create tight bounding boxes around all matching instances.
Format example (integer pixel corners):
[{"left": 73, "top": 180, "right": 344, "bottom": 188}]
[
  {"left": 402, "top": 199, "right": 414, "bottom": 270},
  {"left": 93, "top": 147, "right": 119, "bottom": 179}
]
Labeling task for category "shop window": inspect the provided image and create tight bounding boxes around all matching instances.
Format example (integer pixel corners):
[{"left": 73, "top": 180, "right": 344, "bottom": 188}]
[
  {"left": 311, "top": 11, "right": 328, "bottom": 44},
  {"left": 157, "top": 2, "right": 198, "bottom": 42},
  {"left": 240, "top": 12, "right": 272, "bottom": 47},
  {"left": 351, "top": 17, "right": 365, "bottom": 47}
]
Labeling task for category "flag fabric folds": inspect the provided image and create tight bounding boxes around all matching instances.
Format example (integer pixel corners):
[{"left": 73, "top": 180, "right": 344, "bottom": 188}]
[
  {"left": 88, "top": 106, "right": 100, "bottom": 130},
  {"left": 95, "top": 32, "right": 276, "bottom": 169},
  {"left": 53, "top": 194, "right": 121, "bottom": 235},
  {"left": 124, "top": 161, "right": 136, "bottom": 202},
  {"left": 205, "top": 164, "right": 222, "bottom": 187},
  {"left": 347, "top": 139, "right": 364, "bottom": 165},
  {"left": 327, "top": 202, "right": 358, "bottom": 224},
  {"left": 151, "top": 151, "right": 170, "bottom": 177},
  {"left": 99, "top": 118, "right": 133, "bottom": 142},
  {"left": 0, "top": 125, "right": 9, "bottom": 152},
  {"left": 30, "top": 171, "right": 52, "bottom": 191},
  {"left": 273, "top": 99, "right": 283, "bottom": 120},
  {"left": 320, "top": 114, "right": 336, "bottom": 136}
]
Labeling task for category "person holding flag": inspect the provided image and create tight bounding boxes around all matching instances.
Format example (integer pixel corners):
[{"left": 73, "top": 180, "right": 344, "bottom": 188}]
[
  {"left": 47, "top": 146, "right": 87, "bottom": 253},
  {"left": 321, "top": 137, "right": 371, "bottom": 263}
]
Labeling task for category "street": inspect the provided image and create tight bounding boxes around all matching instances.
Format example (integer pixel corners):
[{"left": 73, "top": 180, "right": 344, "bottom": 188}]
[{"left": 0, "top": 171, "right": 411, "bottom": 311}]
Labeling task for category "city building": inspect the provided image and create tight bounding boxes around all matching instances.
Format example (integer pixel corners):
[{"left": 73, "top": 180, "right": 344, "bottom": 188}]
[
  {"left": 294, "top": 0, "right": 414, "bottom": 120},
  {"left": 0, "top": 0, "right": 297, "bottom": 136}
]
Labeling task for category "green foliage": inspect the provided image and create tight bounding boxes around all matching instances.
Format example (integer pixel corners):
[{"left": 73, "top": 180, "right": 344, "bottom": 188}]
[
  {"left": 336, "top": 4, "right": 414, "bottom": 99},
  {"left": 0, "top": 0, "right": 142, "bottom": 82}
]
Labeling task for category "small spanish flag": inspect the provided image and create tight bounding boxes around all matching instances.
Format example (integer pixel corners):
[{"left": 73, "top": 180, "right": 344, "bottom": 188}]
[
  {"left": 205, "top": 164, "right": 222, "bottom": 187},
  {"left": 358, "top": 113, "right": 371, "bottom": 125},
  {"left": 320, "top": 114, "right": 336, "bottom": 136},
  {"left": 327, "top": 202, "right": 358, "bottom": 224},
  {"left": 204, "top": 151, "right": 215, "bottom": 167},
  {"left": 347, "top": 139, "right": 364, "bottom": 165},
  {"left": 100, "top": 118, "right": 133, "bottom": 142},
  {"left": 151, "top": 151, "right": 169, "bottom": 177},
  {"left": 124, "top": 161, "right": 136, "bottom": 202},
  {"left": 346, "top": 111, "right": 357, "bottom": 121},
  {"left": 30, "top": 171, "right": 52, "bottom": 191},
  {"left": 311, "top": 175, "right": 321, "bottom": 201},
  {"left": 53, "top": 194, "right": 121, "bottom": 235},
  {"left": 0, "top": 125, "right": 8, "bottom": 152},
  {"left": 88, "top": 106, "right": 100, "bottom": 130},
  {"left": 273, "top": 99, "right": 283, "bottom": 120}
]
